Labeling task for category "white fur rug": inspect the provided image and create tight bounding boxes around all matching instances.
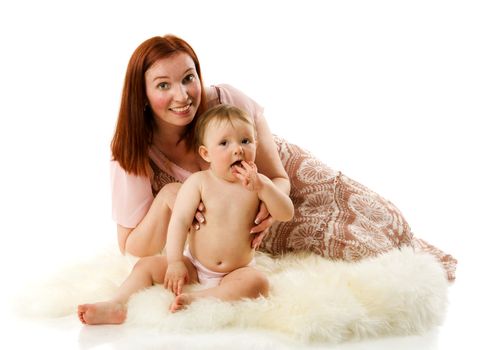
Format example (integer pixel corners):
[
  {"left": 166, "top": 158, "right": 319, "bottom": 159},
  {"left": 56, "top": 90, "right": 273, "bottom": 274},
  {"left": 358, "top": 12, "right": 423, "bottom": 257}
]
[{"left": 15, "top": 246, "right": 448, "bottom": 343}]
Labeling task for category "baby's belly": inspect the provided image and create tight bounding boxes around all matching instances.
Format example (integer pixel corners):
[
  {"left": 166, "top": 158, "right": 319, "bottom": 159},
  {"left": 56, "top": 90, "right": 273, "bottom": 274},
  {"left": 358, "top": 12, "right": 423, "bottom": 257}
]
[{"left": 188, "top": 230, "right": 254, "bottom": 273}]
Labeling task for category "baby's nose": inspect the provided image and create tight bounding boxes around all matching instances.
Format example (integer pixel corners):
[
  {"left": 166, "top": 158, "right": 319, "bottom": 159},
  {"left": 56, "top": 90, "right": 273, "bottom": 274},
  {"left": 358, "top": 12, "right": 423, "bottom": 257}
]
[{"left": 234, "top": 145, "right": 244, "bottom": 155}]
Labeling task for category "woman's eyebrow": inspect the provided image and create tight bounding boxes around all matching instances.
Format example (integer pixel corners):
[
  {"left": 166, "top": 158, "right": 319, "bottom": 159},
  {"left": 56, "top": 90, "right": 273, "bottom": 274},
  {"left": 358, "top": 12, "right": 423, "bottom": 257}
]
[{"left": 152, "top": 68, "right": 195, "bottom": 82}]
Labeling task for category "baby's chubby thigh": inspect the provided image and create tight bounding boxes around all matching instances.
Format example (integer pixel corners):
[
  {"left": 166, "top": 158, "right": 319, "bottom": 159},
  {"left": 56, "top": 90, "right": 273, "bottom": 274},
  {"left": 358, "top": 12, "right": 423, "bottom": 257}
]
[{"left": 220, "top": 266, "right": 269, "bottom": 298}]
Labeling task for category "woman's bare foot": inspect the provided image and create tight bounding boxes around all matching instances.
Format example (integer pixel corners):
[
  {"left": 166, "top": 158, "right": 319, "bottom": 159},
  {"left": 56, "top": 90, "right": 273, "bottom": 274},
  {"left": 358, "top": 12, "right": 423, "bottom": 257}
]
[
  {"left": 170, "top": 293, "right": 194, "bottom": 312},
  {"left": 77, "top": 301, "right": 127, "bottom": 325}
]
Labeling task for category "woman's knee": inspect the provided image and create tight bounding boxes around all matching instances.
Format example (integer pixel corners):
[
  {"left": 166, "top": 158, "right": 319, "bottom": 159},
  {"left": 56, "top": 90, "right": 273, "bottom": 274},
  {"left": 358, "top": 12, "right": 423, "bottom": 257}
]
[
  {"left": 156, "top": 182, "right": 182, "bottom": 210},
  {"left": 132, "top": 256, "right": 167, "bottom": 284},
  {"left": 133, "top": 255, "right": 165, "bottom": 272}
]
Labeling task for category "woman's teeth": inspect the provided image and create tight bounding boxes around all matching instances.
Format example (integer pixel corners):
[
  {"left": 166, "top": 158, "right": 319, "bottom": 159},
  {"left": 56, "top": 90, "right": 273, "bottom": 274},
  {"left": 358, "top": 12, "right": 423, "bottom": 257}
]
[{"left": 171, "top": 105, "right": 190, "bottom": 112}]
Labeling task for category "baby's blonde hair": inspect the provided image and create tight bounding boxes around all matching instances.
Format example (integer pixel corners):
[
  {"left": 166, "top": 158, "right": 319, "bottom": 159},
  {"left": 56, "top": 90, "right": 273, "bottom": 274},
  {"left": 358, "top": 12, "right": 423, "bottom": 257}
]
[{"left": 193, "top": 104, "right": 255, "bottom": 150}]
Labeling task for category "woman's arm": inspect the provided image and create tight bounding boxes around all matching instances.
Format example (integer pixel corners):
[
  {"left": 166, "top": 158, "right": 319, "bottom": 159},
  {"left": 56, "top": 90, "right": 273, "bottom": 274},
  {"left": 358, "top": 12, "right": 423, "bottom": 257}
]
[
  {"left": 117, "top": 225, "right": 132, "bottom": 254},
  {"left": 253, "top": 113, "right": 291, "bottom": 195}
]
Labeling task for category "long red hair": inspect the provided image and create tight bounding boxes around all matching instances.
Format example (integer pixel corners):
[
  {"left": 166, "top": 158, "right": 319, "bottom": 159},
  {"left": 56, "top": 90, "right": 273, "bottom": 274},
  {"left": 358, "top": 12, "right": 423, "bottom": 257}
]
[{"left": 111, "top": 35, "right": 208, "bottom": 177}]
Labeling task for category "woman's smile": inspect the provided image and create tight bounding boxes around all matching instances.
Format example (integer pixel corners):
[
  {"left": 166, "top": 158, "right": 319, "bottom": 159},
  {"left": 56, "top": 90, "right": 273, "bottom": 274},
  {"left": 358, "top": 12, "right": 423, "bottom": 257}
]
[{"left": 170, "top": 103, "right": 192, "bottom": 114}]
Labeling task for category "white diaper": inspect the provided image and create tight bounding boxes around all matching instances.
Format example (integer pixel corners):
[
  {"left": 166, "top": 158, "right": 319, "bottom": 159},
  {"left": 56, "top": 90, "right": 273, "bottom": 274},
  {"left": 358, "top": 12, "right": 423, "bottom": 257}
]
[{"left": 183, "top": 247, "right": 255, "bottom": 289}]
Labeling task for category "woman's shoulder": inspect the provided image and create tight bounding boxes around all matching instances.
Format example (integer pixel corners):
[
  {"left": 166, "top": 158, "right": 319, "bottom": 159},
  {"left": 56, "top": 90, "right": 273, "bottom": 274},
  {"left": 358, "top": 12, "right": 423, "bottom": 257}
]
[
  {"left": 213, "top": 83, "right": 264, "bottom": 120},
  {"left": 214, "top": 83, "right": 250, "bottom": 103}
]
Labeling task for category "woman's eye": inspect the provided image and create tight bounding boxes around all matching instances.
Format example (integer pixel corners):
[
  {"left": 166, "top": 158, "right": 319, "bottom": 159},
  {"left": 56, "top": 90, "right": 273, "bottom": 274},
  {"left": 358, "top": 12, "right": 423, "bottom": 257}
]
[
  {"left": 183, "top": 74, "right": 195, "bottom": 83},
  {"left": 158, "top": 82, "right": 170, "bottom": 90}
]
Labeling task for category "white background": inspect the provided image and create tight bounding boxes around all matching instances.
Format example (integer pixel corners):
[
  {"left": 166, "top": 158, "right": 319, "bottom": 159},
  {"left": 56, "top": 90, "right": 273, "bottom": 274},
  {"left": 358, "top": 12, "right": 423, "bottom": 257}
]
[{"left": 0, "top": 1, "right": 480, "bottom": 349}]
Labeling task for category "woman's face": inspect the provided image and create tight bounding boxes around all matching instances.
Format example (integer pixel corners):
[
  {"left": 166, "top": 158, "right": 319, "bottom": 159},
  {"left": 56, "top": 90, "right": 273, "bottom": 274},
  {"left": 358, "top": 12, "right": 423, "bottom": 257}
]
[{"left": 145, "top": 52, "right": 201, "bottom": 129}]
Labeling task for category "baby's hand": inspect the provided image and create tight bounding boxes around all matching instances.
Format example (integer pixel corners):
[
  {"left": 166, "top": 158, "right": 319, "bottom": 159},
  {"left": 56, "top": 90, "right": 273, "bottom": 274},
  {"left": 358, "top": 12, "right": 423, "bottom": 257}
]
[
  {"left": 164, "top": 261, "right": 189, "bottom": 295},
  {"left": 233, "top": 161, "right": 262, "bottom": 191}
]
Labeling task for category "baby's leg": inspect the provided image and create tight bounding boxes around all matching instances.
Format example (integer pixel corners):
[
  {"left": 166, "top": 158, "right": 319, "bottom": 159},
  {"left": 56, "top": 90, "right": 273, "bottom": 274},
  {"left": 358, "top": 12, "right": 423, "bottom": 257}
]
[
  {"left": 170, "top": 267, "right": 268, "bottom": 312},
  {"left": 78, "top": 255, "right": 168, "bottom": 325}
]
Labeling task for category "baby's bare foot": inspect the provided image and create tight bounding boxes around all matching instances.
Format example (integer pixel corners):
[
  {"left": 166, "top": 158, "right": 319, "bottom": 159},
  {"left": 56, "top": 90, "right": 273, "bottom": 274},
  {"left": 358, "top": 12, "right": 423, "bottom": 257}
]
[
  {"left": 170, "top": 293, "right": 193, "bottom": 312},
  {"left": 77, "top": 302, "right": 126, "bottom": 325}
]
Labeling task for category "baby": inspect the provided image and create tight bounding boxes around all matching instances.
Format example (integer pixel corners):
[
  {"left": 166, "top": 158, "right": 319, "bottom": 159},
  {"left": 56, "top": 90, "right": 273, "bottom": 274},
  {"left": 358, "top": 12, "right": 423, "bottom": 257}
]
[{"left": 78, "top": 104, "right": 294, "bottom": 324}]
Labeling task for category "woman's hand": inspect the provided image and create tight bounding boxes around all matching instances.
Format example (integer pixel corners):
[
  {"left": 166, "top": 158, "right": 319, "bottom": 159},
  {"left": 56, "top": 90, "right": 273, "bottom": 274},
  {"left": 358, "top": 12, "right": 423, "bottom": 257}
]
[
  {"left": 250, "top": 201, "right": 273, "bottom": 250},
  {"left": 192, "top": 202, "right": 205, "bottom": 230}
]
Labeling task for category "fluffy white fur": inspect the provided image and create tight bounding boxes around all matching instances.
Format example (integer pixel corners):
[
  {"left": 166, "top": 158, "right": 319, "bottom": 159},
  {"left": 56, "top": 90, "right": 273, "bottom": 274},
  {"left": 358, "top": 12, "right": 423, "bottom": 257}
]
[{"left": 15, "top": 247, "right": 448, "bottom": 343}]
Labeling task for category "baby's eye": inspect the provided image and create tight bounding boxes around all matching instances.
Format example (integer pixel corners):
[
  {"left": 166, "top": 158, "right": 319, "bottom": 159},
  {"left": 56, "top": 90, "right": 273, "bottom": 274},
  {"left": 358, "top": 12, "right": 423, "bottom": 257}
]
[
  {"left": 219, "top": 140, "right": 227, "bottom": 146},
  {"left": 241, "top": 138, "right": 251, "bottom": 144},
  {"left": 157, "top": 82, "right": 170, "bottom": 90}
]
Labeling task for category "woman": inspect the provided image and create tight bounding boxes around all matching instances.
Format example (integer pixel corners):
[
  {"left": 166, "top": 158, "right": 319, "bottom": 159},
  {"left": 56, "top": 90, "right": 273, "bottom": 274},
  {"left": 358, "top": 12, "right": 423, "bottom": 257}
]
[{"left": 111, "top": 35, "right": 457, "bottom": 280}]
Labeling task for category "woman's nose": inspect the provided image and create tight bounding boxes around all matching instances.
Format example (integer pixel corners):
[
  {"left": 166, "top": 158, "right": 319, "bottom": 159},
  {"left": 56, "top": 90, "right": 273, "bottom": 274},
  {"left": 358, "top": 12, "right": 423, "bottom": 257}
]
[{"left": 173, "top": 84, "right": 188, "bottom": 101}]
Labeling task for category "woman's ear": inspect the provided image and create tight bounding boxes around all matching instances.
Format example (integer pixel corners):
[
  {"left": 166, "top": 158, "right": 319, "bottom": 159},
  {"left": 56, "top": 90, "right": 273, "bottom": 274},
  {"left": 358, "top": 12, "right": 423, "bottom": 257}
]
[{"left": 198, "top": 145, "right": 210, "bottom": 162}]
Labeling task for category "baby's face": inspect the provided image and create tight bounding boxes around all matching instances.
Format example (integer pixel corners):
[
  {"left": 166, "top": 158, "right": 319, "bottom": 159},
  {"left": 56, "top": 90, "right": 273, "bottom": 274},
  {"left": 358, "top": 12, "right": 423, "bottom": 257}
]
[{"left": 201, "top": 119, "right": 256, "bottom": 181}]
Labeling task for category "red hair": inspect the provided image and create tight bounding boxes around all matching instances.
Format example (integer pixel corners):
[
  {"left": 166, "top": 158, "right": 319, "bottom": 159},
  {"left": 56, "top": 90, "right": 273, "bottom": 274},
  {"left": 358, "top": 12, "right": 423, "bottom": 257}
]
[{"left": 111, "top": 35, "right": 208, "bottom": 177}]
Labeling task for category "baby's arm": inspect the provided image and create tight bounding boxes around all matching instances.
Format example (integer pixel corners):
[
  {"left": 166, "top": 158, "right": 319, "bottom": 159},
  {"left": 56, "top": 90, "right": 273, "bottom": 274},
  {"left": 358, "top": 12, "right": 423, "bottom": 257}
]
[
  {"left": 234, "top": 161, "right": 294, "bottom": 222},
  {"left": 164, "top": 174, "right": 202, "bottom": 295}
]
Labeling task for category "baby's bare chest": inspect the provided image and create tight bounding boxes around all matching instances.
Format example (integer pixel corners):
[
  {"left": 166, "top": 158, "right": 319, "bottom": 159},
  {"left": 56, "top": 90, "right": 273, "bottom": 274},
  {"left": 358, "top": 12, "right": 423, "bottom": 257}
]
[{"left": 201, "top": 182, "right": 259, "bottom": 229}]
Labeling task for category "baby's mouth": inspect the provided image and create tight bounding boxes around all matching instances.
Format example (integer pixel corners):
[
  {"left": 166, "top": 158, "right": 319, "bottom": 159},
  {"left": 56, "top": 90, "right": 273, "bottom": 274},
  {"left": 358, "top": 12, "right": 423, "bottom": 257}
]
[{"left": 230, "top": 160, "right": 243, "bottom": 169}]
